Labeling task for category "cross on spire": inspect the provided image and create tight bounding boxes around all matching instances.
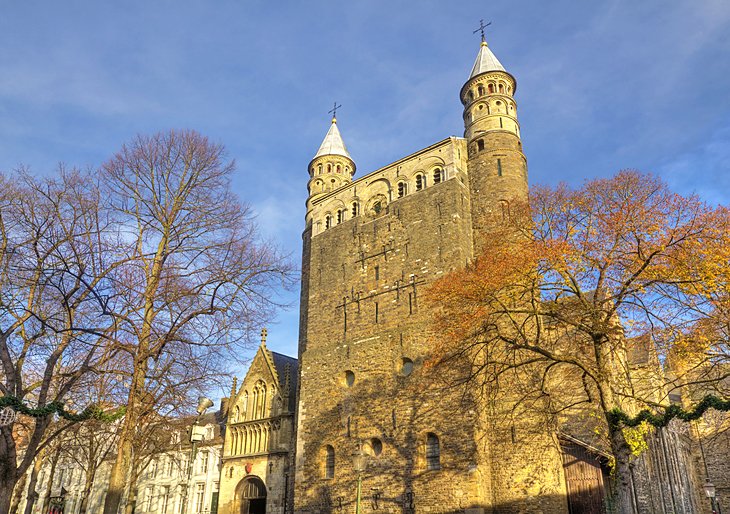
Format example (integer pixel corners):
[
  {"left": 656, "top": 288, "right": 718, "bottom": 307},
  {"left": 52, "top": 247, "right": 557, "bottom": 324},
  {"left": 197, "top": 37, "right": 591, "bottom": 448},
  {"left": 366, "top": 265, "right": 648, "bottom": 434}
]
[
  {"left": 473, "top": 19, "right": 492, "bottom": 43},
  {"left": 261, "top": 327, "right": 268, "bottom": 346},
  {"left": 328, "top": 102, "right": 342, "bottom": 119}
]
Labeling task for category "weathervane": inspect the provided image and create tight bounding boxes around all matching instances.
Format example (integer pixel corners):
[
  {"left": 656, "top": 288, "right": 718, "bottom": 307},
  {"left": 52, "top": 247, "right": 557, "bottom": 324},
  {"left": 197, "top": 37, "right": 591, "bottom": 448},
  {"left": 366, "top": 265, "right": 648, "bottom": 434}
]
[
  {"left": 329, "top": 102, "right": 342, "bottom": 119},
  {"left": 473, "top": 19, "right": 492, "bottom": 43}
]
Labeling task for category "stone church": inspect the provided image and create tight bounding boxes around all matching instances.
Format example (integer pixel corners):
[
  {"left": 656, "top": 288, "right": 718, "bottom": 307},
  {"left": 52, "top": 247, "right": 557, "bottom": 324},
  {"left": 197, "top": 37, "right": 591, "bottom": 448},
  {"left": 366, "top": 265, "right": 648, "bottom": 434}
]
[{"left": 220, "top": 38, "right": 705, "bottom": 514}]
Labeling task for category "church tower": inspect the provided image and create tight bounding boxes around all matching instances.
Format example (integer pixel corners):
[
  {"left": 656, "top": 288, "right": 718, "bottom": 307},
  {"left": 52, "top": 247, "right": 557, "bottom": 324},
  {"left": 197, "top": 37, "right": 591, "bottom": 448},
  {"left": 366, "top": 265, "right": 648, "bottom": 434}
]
[{"left": 461, "top": 36, "right": 528, "bottom": 249}]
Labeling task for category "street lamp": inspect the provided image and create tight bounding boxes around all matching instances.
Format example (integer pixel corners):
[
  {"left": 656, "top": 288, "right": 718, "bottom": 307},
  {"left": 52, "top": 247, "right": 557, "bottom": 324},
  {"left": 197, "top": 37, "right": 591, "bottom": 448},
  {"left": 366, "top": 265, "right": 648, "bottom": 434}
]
[
  {"left": 705, "top": 479, "right": 717, "bottom": 514},
  {"left": 181, "top": 396, "right": 214, "bottom": 514},
  {"left": 352, "top": 444, "right": 367, "bottom": 514}
]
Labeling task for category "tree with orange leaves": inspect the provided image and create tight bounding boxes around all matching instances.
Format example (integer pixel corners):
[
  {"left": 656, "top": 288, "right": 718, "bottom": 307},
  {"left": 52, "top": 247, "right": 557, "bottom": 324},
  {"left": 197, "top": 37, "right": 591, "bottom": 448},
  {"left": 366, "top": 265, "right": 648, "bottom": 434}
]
[{"left": 427, "top": 170, "right": 730, "bottom": 513}]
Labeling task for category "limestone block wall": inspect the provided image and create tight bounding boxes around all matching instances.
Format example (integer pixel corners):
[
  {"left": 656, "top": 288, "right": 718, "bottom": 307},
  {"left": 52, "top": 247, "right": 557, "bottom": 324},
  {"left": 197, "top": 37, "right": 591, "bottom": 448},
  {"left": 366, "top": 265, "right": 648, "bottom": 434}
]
[{"left": 295, "top": 156, "right": 490, "bottom": 513}]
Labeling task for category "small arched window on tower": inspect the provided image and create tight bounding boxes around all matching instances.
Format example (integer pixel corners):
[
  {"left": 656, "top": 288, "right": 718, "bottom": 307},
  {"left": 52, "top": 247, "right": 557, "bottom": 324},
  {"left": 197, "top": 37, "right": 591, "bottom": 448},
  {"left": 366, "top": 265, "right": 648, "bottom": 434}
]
[
  {"left": 352, "top": 202, "right": 359, "bottom": 217},
  {"left": 500, "top": 200, "right": 510, "bottom": 221},
  {"left": 415, "top": 174, "right": 425, "bottom": 191},
  {"left": 324, "top": 445, "right": 335, "bottom": 479},
  {"left": 327, "top": 164, "right": 331, "bottom": 173},
  {"left": 317, "top": 164, "right": 322, "bottom": 175},
  {"left": 336, "top": 209, "right": 343, "bottom": 224},
  {"left": 488, "top": 83, "right": 494, "bottom": 94},
  {"left": 325, "top": 215, "right": 332, "bottom": 229},
  {"left": 425, "top": 433, "right": 441, "bottom": 470},
  {"left": 478, "top": 85, "right": 484, "bottom": 96},
  {"left": 477, "top": 139, "right": 485, "bottom": 152},
  {"left": 499, "top": 83, "right": 504, "bottom": 93},
  {"left": 433, "top": 168, "right": 443, "bottom": 184},
  {"left": 336, "top": 164, "right": 341, "bottom": 173},
  {"left": 397, "top": 181, "right": 407, "bottom": 198},
  {"left": 469, "top": 91, "right": 474, "bottom": 101}
]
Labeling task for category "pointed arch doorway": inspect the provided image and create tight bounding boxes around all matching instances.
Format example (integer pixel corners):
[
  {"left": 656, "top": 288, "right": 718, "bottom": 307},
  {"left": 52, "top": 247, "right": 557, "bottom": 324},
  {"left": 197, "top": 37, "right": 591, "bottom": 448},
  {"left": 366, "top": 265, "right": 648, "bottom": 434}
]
[{"left": 237, "top": 476, "right": 267, "bottom": 514}]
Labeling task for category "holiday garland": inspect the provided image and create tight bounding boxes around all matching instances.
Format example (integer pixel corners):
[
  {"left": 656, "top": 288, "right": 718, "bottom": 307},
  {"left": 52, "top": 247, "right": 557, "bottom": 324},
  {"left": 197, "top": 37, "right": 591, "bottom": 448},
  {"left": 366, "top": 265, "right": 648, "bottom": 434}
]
[
  {"left": 0, "top": 395, "right": 125, "bottom": 423},
  {"left": 607, "top": 394, "right": 730, "bottom": 429}
]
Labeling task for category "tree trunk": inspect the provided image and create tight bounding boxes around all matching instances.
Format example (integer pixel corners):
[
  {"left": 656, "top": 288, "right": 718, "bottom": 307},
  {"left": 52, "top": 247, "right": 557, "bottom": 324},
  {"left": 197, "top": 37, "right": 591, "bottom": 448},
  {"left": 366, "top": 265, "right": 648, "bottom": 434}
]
[
  {"left": 609, "top": 423, "right": 636, "bottom": 514},
  {"left": 40, "top": 447, "right": 61, "bottom": 514},
  {"left": 23, "top": 453, "right": 44, "bottom": 514},
  {"left": 103, "top": 359, "right": 147, "bottom": 514},
  {"left": 0, "top": 425, "right": 19, "bottom": 514},
  {"left": 9, "top": 470, "right": 28, "bottom": 514}
]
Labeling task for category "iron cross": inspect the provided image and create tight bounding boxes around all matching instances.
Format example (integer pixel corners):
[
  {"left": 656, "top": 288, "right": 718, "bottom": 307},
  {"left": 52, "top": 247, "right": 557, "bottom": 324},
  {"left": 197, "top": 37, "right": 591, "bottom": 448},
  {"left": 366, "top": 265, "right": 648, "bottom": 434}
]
[
  {"left": 473, "top": 19, "right": 492, "bottom": 42},
  {"left": 329, "top": 102, "right": 342, "bottom": 118}
]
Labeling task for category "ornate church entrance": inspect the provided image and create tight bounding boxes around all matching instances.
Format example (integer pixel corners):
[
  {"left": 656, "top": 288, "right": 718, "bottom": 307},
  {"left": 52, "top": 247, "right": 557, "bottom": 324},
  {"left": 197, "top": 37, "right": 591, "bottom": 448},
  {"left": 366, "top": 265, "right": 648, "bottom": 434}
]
[{"left": 238, "top": 476, "right": 267, "bottom": 514}]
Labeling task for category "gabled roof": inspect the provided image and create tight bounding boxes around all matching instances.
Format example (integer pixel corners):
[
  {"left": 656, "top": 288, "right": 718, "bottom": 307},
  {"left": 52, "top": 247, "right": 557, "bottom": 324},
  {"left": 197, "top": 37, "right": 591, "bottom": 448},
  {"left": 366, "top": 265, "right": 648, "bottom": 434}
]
[
  {"left": 469, "top": 41, "right": 506, "bottom": 79},
  {"left": 234, "top": 344, "right": 299, "bottom": 413},
  {"left": 313, "top": 118, "right": 352, "bottom": 160}
]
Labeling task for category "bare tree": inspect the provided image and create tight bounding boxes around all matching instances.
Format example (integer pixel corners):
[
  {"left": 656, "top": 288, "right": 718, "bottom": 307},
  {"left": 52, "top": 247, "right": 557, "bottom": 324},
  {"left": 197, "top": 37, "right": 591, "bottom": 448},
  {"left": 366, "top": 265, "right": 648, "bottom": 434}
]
[
  {"left": 0, "top": 169, "right": 120, "bottom": 513},
  {"left": 101, "top": 130, "right": 292, "bottom": 514},
  {"left": 427, "top": 171, "right": 730, "bottom": 513}
]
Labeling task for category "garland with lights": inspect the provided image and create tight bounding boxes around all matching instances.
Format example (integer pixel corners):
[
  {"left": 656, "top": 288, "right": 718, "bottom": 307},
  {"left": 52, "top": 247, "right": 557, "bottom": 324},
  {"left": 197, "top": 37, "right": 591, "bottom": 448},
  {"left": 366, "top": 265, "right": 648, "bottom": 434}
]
[
  {"left": 0, "top": 395, "right": 125, "bottom": 423},
  {"left": 607, "top": 394, "right": 730, "bottom": 429}
]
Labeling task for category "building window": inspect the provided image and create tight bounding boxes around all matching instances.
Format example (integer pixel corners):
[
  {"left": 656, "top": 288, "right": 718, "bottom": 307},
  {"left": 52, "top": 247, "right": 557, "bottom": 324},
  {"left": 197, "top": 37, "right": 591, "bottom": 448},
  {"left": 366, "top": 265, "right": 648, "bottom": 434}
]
[
  {"left": 327, "top": 164, "right": 331, "bottom": 172},
  {"left": 344, "top": 370, "right": 355, "bottom": 387},
  {"left": 397, "top": 181, "right": 407, "bottom": 198},
  {"left": 478, "top": 85, "right": 484, "bottom": 96},
  {"left": 161, "top": 486, "right": 171, "bottom": 514},
  {"left": 477, "top": 139, "right": 484, "bottom": 152},
  {"left": 488, "top": 83, "right": 494, "bottom": 93},
  {"left": 497, "top": 158, "right": 502, "bottom": 176},
  {"left": 401, "top": 357, "right": 414, "bottom": 376},
  {"left": 337, "top": 209, "right": 343, "bottom": 224},
  {"left": 336, "top": 164, "right": 341, "bottom": 173},
  {"left": 199, "top": 451, "right": 209, "bottom": 474},
  {"left": 325, "top": 445, "right": 335, "bottom": 479},
  {"left": 317, "top": 164, "right": 322, "bottom": 174},
  {"left": 195, "top": 483, "right": 206, "bottom": 514},
  {"left": 232, "top": 406, "right": 240, "bottom": 423},
  {"left": 415, "top": 175, "right": 424, "bottom": 191},
  {"left": 433, "top": 168, "right": 443, "bottom": 184},
  {"left": 426, "top": 433, "right": 441, "bottom": 470},
  {"left": 352, "top": 202, "right": 359, "bottom": 217},
  {"left": 325, "top": 215, "right": 332, "bottom": 229},
  {"left": 499, "top": 83, "right": 504, "bottom": 93},
  {"left": 365, "top": 438, "right": 383, "bottom": 457}
]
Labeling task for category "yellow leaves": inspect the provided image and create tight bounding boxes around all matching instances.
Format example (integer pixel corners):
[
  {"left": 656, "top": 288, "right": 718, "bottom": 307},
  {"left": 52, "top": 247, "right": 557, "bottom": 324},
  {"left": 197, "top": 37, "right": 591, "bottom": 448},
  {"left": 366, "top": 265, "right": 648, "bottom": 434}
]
[{"left": 622, "top": 421, "right": 652, "bottom": 457}]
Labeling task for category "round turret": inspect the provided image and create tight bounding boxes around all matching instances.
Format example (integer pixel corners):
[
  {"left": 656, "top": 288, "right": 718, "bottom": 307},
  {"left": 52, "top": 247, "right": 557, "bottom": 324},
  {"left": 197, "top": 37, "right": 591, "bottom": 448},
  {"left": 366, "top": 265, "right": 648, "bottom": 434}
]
[{"left": 307, "top": 117, "right": 356, "bottom": 199}]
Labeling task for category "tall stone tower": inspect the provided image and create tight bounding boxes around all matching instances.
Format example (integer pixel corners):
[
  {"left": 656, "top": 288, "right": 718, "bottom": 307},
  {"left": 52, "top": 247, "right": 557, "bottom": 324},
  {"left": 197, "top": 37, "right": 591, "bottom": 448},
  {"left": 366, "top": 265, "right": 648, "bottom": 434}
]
[
  {"left": 293, "top": 40, "right": 567, "bottom": 514},
  {"left": 461, "top": 38, "right": 528, "bottom": 249}
]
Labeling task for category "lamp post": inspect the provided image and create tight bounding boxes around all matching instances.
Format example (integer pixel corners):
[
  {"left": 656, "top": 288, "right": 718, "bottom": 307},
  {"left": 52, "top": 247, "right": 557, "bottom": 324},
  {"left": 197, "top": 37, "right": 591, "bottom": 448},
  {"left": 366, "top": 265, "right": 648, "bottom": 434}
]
[
  {"left": 352, "top": 444, "right": 367, "bottom": 514},
  {"left": 181, "top": 396, "right": 214, "bottom": 514},
  {"left": 705, "top": 479, "right": 717, "bottom": 514}
]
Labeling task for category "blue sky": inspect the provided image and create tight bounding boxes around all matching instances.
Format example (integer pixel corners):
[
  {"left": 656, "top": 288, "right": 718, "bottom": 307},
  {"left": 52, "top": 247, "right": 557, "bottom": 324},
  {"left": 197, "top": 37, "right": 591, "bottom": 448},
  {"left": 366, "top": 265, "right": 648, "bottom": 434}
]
[{"left": 2, "top": 1, "right": 729, "bottom": 385}]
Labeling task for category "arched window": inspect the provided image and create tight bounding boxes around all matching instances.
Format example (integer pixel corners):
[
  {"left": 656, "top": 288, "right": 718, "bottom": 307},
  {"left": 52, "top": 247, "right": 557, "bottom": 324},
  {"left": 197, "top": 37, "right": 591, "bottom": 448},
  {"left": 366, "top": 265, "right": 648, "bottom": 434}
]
[
  {"left": 477, "top": 139, "right": 485, "bottom": 152},
  {"left": 415, "top": 175, "right": 425, "bottom": 191},
  {"left": 233, "top": 406, "right": 240, "bottom": 423},
  {"left": 337, "top": 209, "right": 343, "bottom": 224},
  {"left": 433, "top": 168, "right": 443, "bottom": 184},
  {"left": 317, "top": 164, "right": 322, "bottom": 175},
  {"left": 488, "top": 83, "right": 494, "bottom": 93},
  {"left": 352, "top": 202, "right": 359, "bottom": 217},
  {"left": 426, "top": 433, "right": 441, "bottom": 470},
  {"left": 478, "top": 85, "right": 484, "bottom": 96},
  {"left": 500, "top": 200, "right": 510, "bottom": 221},
  {"left": 242, "top": 392, "right": 248, "bottom": 420},
  {"left": 469, "top": 91, "right": 474, "bottom": 100},
  {"left": 324, "top": 445, "right": 335, "bottom": 479},
  {"left": 327, "top": 164, "right": 331, "bottom": 173},
  {"left": 252, "top": 381, "right": 266, "bottom": 419},
  {"left": 325, "top": 215, "right": 332, "bottom": 229},
  {"left": 397, "top": 182, "right": 407, "bottom": 198},
  {"left": 499, "top": 83, "right": 504, "bottom": 93}
]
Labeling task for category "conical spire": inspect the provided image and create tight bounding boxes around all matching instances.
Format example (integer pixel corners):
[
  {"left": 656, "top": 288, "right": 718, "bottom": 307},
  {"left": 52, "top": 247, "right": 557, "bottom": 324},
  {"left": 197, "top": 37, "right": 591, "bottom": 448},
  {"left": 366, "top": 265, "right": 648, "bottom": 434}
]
[
  {"left": 313, "top": 118, "right": 352, "bottom": 160},
  {"left": 468, "top": 40, "right": 506, "bottom": 79}
]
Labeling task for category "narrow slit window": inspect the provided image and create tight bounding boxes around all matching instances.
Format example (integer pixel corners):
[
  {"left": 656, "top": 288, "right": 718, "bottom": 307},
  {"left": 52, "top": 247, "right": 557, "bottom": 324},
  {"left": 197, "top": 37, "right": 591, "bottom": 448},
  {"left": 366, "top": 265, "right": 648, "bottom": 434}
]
[
  {"left": 497, "top": 159, "right": 503, "bottom": 176},
  {"left": 352, "top": 202, "right": 359, "bottom": 217},
  {"left": 477, "top": 140, "right": 484, "bottom": 152},
  {"left": 337, "top": 210, "right": 343, "bottom": 224},
  {"left": 325, "top": 215, "right": 332, "bottom": 229},
  {"left": 325, "top": 445, "right": 335, "bottom": 479}
]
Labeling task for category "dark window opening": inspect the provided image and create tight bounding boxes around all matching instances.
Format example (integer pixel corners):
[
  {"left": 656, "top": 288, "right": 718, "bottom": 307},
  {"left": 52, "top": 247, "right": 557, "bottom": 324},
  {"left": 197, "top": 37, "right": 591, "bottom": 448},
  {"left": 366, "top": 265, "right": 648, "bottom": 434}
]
[
  {"left": 325, "top": 445, "right": 335, "bottom": 479},
  {"left": 477, "top": 140, "right": 484, "bottom": 152},
  {"left": 426, "top": 433, "right": 441, "bottom": 470}
]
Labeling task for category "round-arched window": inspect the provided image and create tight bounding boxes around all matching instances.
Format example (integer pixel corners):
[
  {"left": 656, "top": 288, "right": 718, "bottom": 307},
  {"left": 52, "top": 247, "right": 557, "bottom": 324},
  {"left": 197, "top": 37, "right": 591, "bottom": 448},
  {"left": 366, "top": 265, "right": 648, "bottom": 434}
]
[
  {"left": 344, "top": 370, "right": 355, "bottom": 387},
  {"left": 401, "top": 358, "right": 414, "bottom": 376}
]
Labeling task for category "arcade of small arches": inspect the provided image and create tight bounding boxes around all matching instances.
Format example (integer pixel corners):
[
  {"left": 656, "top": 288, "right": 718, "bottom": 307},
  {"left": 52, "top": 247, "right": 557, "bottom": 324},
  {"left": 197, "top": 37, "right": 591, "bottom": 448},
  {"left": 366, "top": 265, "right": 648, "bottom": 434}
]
[
  {"left": 462, "top": 74, "right": 514, "bottom": 105},
  {"left": 228, "top": 419, "right": 282, "bottom": 457},
  {"left": 319, "top": 166, "right": 446, "bottom": 231},
  {"left": 230, "top": 380, "right": 284, "bottom": 424}
]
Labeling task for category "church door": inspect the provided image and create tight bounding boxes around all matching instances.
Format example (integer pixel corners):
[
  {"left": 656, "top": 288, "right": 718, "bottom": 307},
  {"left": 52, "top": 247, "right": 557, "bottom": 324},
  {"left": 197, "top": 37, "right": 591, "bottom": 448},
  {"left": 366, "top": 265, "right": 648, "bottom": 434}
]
[
  {"left": 239, "top": 476, "right": 267, "bottom": 514},
  {"left": 560, "top": 441, "right": 608, "bottom": 514}
]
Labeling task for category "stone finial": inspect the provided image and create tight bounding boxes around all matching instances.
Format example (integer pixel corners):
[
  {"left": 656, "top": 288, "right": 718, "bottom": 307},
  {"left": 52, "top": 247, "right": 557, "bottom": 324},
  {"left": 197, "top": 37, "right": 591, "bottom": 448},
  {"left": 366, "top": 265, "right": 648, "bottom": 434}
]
[{"left": 230, "top": 376, "right": 238, "bottom": 399}]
